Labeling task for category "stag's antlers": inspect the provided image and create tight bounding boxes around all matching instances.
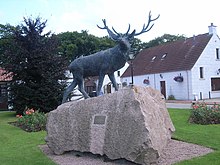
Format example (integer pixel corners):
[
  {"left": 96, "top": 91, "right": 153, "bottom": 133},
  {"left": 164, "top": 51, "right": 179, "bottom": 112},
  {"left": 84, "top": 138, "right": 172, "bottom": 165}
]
[
  {"left": 97, "top": 19, "right": 120, "bottom": 40},
  {"left": 97, "top": 11, "right": 160, "bottom": 39},
  {"left": 134, "top": 11, "right": 160, "bottom": 36}
]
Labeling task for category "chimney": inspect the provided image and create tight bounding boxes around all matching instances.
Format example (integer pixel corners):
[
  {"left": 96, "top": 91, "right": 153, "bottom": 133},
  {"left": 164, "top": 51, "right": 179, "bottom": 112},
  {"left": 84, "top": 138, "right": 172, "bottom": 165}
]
[{"left": 208, "top": 23, "right": 217, "bottom": 35}]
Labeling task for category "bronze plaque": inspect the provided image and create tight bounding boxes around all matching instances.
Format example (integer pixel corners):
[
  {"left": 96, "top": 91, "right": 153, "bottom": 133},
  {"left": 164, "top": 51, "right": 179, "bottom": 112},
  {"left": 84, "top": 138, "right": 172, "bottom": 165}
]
[{"left": 93, "top": 115, "right": 106, "bottom": 125}]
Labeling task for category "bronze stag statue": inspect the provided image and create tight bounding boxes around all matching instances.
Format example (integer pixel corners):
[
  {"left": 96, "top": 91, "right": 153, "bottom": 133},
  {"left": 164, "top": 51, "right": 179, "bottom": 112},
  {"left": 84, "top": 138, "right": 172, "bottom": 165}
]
[{"left": 62, "top": 11, "right": 160, "bottom": 103}]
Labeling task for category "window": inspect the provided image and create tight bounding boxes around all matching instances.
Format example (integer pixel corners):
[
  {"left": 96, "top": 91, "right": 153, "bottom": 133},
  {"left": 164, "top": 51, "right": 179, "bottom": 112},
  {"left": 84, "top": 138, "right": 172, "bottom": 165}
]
[
  {"left": 151, "top": 56, "right": 156, "bottom": 62},
  {"left": 117, "top": 71, "right": 120, "bottom": 77},
  {"left": 211, "top": 78, "right": 220, "bottom": 91},
  {"left": 161, "top": 53, "right": 167, "bottom": 60},
  {"left": 216, "top": 48, "right": 219, "bottom": 60},
  {"left": 199, "top": 67, "right": 204, "bottom": 79}
]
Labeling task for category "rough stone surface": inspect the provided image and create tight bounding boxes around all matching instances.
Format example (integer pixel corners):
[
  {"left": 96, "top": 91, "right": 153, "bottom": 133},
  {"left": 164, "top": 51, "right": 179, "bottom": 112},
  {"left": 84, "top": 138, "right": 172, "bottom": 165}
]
[{"left": 46, "top": 86, "right": 175, "bottom": 165}]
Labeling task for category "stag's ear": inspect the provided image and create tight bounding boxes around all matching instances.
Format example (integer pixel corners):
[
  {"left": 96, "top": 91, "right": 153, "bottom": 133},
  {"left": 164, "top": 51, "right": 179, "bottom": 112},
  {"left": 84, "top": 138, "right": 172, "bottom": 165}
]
[
  {"left": 108, "top": 32, "right": 120, "bottom": 41},
  {"left": 128, "top": 30, "right": 136, "bottom": 41}
]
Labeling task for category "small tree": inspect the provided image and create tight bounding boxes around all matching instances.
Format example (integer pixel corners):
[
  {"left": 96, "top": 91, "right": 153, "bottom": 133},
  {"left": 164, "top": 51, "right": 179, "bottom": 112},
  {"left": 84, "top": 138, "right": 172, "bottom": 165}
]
[{"left": 0, "top": 17, "right": 67, "bottom": 114}]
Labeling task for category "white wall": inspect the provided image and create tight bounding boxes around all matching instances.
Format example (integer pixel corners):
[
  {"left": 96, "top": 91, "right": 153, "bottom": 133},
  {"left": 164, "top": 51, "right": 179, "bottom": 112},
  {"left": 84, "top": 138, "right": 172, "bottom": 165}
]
[
  {"left": 102, "top": 62, "right": 129, "bottom": 93},
  {"left": 191, "top": 34, "right": 220, "bottom": 99},
  {"left": 121, "top": 70, "right": 191, "bottom": 100},
  {"left": 122, "top": 34, "right": 220, "bottom": 100}
]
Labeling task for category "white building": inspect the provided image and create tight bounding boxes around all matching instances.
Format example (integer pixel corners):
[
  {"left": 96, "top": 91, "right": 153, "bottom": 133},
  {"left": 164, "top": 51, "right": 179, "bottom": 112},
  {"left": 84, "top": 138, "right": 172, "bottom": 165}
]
[
  {"left": 102, "top": 62, "right": 129, "bottom": 93},
  {"left": 84, "top": 62, "right": 129, "bottom": 95},
  {"left": 121, "top": 23, "right": 220, "bottom": 100}
]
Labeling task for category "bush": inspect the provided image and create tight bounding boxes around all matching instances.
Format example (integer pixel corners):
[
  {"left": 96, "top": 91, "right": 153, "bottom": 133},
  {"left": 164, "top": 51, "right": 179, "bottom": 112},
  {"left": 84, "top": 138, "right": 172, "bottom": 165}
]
[
  {"left": 168, "top": 95, "right": 175, "bottom": 100},
  {"left": 14, "top": 108, "right": 47, "bottom": 132},
  {"left": 189, "top": 102, "right": 220, "bottom": 125}
]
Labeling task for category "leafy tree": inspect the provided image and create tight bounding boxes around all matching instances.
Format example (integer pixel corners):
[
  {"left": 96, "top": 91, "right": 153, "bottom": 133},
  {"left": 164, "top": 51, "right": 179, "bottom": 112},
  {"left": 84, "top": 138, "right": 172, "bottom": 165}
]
[
  {"left": 56, "top": 31, "right": 115, "bottom": 61},
  {"left": 130, "top": 38, "right": 145, "bottom": 55},
  {"left": 0, "top": 24, "right": 14, "bottom": 38},
  {"left": 0, "top": 17, "right": 67, "bottom": 114},
  {"left": 0, "top": 24, "right": 15, "bottom": 59},
  {"left": 142, "top": 34, "right": 185, "bottom": 49}
]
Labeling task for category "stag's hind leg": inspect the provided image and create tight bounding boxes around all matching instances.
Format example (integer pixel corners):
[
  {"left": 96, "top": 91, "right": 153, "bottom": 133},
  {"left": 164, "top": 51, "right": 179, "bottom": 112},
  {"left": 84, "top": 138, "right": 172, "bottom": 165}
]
[
  {"left": 97, "top": 74, "right": 105, "bottom": 96},
  {"left": 108, "top": 73, "right": 118, "bottom": 91},
  {"left": 75, "top": 76, "right": 90, "bottom": 99},
  {"left": 62, "top": 80, "right": 77, "bottom": 104}
]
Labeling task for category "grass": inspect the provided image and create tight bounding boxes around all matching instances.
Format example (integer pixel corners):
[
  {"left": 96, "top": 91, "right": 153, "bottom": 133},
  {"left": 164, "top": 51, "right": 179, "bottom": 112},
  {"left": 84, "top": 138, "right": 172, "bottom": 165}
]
[
  {"left": 169, "top": 109, "right": 220, "bottom": 165},
  {"left": 0, "top": 109, "right": 220, "bottom": 165},
  {"left": 0, "top": 112, "right": 55, "bottom": 165}
]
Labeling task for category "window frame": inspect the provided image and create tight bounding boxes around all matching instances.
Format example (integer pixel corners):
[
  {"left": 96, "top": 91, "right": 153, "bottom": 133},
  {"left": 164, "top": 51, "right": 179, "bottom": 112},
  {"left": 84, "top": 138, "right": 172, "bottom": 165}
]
[
  {"left": 199, "top": 67, "right": 204, "bottom": 79},
  {"left": 211, "top": 77, "right": 220, "bottom": 91},
  {"left": 216, "top": 48, "right": 219, "bottom": 60},
  {"left": 117, "top": 71, "right": 120, "bottom": 77}
]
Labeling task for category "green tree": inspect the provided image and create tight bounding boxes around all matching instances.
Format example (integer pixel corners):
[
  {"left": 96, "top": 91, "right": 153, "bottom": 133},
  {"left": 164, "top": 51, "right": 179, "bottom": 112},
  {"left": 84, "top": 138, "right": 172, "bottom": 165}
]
[
  {"left": 130, "top": 38, "right": 145, "bottom": 55},
  {"left": 0, "top": 17, "right": 67, "bottom": 114},
  {"left": 143, "top": 34, "right": 185, "bottom": 48},
  {"left": 56, "top": 31, "right": 115, "bottom": 61}
]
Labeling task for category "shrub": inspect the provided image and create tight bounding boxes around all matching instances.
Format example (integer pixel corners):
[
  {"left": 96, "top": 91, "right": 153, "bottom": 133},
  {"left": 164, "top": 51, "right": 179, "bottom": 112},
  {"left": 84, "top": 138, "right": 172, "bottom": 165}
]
[
  {"left": 168, "top": 95, "right": 175, "bottom": 100},
  {"left": 189, "top": 102, "right": 220, "bottom": 125},
  {"left": 14, "top": 108, "right": 47, "bottom": 132}
]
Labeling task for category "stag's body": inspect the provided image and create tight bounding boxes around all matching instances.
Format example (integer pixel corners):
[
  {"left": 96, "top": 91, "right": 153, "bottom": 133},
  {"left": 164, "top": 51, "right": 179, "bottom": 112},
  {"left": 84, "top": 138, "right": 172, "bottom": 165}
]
[
  {"left": 71, "top": 44, "right": 128, "bottom": 78},
  {"left": 62, "top": 11, "right": 159, "bottom": 103},
  {"left": 62, "top": 41, "right": 130, "bottom": 103}
]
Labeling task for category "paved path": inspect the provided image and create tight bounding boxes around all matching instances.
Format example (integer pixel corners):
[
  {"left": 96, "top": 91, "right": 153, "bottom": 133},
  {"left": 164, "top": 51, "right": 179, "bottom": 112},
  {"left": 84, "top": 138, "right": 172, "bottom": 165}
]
[
  {"left": 166, "top": 103, "right": 191, "bottom": 109},
  {"left": 166, "top": 98, "right": 220, "bottom": 109}
]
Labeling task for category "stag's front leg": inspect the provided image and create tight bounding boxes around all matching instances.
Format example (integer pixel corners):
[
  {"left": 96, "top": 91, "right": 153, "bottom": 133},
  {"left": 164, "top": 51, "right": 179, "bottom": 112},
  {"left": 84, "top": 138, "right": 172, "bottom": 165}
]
[
  {"left": 108, "top": 73, "right": 118, "bottom": 91},
  {"left": 97, "top": 74, "right": 105, "bottom": 96}
]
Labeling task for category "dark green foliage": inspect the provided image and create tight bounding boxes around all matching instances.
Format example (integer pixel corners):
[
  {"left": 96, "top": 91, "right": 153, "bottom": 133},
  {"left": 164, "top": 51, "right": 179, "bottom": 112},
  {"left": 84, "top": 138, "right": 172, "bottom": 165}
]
[
  {"left": 168, "top": 95, "right": 176, "bottom": 100},
  {"left": 142, "top": 33, "right": 185, "bottom": 49},
  {"left": 0, "top": 17, "right": 67, "bottom": 114},
  {"left": 130, "top": 38, "right": 144, "bottom": 55},
  {"left": 56, "top": 30, "right": 115, "bottom": 61},
  {"left": 189, "top": 102, "right": 220, "bottom": 124}
]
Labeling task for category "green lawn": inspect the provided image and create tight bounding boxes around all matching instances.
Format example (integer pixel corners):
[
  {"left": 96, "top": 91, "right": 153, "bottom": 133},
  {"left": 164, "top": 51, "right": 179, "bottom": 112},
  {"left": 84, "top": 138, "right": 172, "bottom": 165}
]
[
  {"left": 0, "top": 109, "right": 219, "bottom": 165},
  {"left": 0, "top": 112, "right": 55, "bottom": 165},
  {"left": 169, "top": 109, "right": 220, "bottom": 165}
]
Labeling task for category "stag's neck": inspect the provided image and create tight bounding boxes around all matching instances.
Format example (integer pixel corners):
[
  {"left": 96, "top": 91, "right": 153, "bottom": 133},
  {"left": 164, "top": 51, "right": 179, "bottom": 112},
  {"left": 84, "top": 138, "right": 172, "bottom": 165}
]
[
  {"left": 108, "top": 45, "right": 129, "bottom": 71},
  {"left": 113, "top": 44, "right": 130, "bottom": 58}
]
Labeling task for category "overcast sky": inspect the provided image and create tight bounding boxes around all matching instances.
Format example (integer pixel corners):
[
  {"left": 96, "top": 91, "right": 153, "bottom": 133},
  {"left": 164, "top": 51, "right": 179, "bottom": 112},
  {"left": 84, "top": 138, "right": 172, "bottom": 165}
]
[{"left": 1, "top": 0, "right": 219, "bottom": 42}]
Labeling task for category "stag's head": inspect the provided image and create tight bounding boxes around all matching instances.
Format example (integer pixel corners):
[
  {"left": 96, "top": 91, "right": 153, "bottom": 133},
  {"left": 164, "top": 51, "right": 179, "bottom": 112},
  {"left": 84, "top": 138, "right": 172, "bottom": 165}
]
[{"left": 97, "top": 11, "right": 160, "bottom": 52}]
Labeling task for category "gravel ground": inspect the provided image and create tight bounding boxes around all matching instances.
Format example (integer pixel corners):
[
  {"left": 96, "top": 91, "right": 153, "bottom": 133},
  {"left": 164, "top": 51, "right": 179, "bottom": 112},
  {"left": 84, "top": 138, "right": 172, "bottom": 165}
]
[{"left": 40, "top": 140, "right": 213, "bottom": 165}]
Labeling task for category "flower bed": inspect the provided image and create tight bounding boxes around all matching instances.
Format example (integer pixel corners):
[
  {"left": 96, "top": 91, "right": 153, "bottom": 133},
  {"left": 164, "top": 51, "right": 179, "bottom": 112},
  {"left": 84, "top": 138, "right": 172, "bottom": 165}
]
[
  {"left": 189, "top": 102, "right": 220, "bottom": 124},
  {"left": 11, "top": 108, "right": 47, "bottom": 132}
]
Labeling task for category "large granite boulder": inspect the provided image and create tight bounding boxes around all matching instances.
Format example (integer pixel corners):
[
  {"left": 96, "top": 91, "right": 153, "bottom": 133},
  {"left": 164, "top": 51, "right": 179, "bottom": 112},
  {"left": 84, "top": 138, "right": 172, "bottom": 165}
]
[{"left": 46, "top": 86, "right": 175, "bottom": 165}]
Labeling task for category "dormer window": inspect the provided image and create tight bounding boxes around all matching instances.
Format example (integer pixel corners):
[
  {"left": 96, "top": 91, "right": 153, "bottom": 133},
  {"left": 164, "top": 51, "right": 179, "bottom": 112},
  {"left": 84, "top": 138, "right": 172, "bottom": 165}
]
[
  {"left": 151, "top": 56, "right": 156, "bottom": 62},
  {"left": 161, "top": 53, "right": 167, "bottom": 60}
]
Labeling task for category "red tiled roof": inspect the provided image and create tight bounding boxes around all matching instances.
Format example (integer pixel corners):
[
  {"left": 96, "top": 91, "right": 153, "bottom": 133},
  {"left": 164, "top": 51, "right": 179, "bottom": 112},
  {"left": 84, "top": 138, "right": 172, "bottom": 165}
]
[
  {"left": 122, "top": 33, "right": 212, "bottom": 77},
  {"left": 0, "top": 68, "right": 12, "bottom": 81}
]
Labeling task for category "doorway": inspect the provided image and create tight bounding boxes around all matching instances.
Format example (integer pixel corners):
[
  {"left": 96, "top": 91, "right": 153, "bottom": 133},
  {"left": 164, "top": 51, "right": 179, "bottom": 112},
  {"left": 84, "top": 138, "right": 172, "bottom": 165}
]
[{"left": 160, "top": 81, "right": 166, "bottom": 99}]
